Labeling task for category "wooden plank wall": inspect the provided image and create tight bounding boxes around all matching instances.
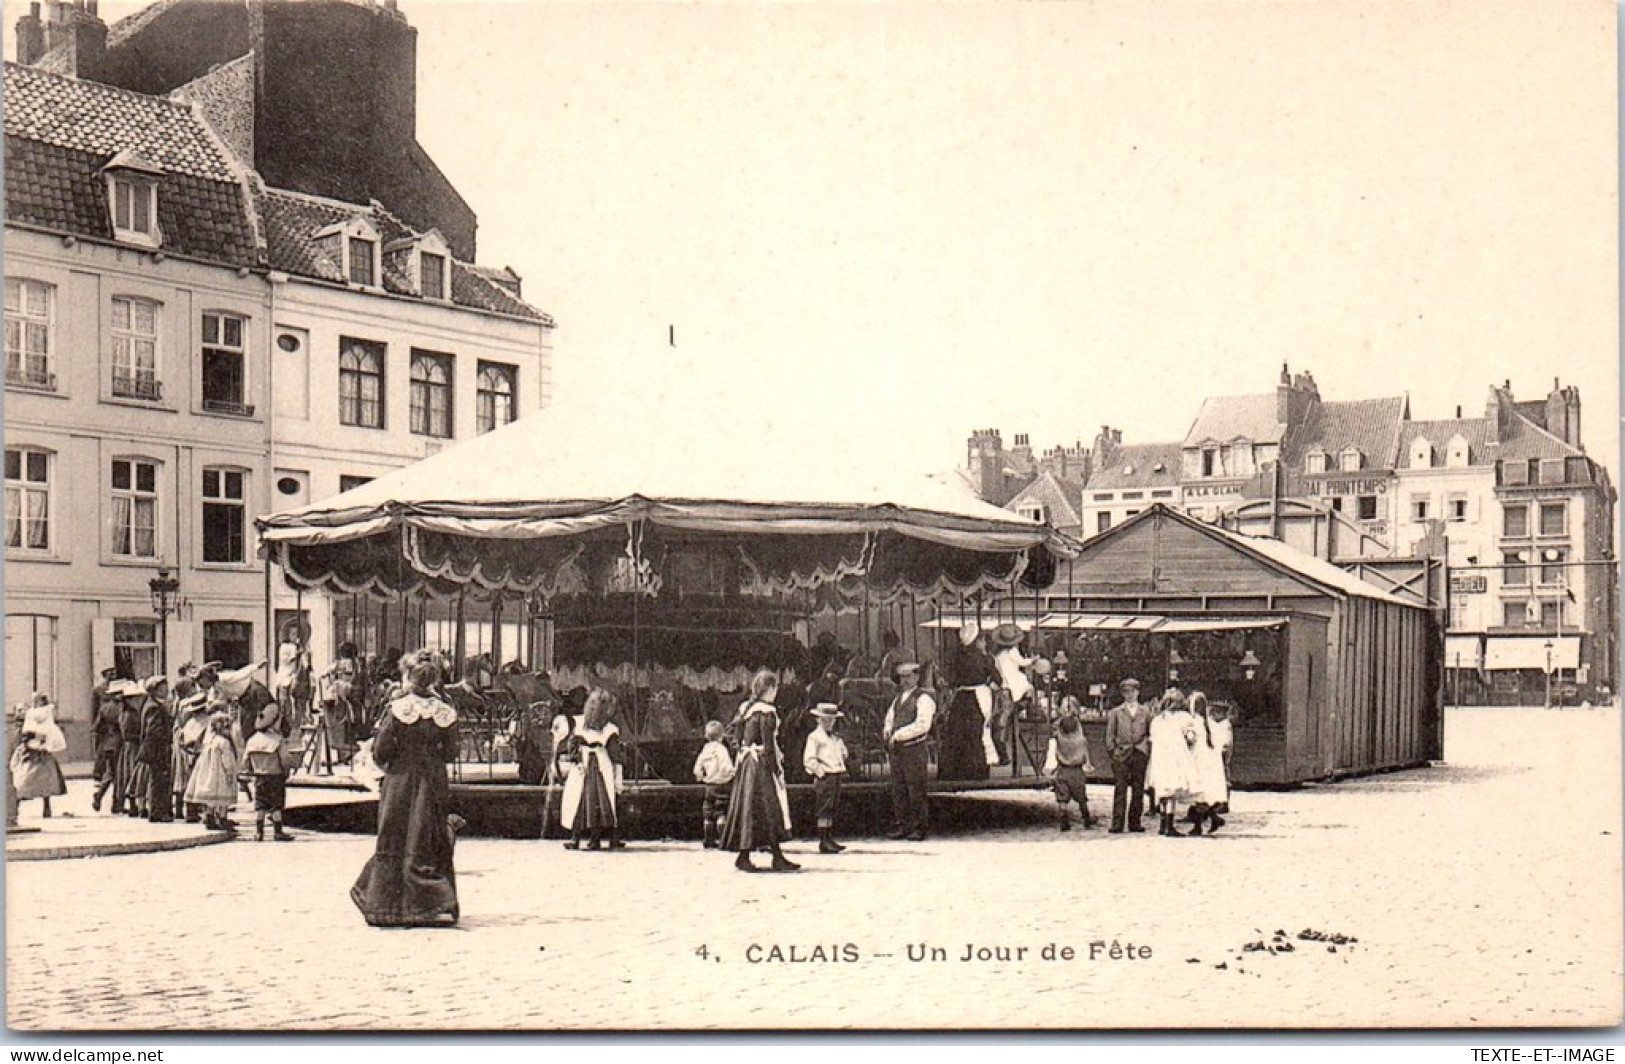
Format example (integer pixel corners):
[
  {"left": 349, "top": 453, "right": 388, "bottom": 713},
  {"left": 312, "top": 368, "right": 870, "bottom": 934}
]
[{"left": 1325, "top": 596, "right": 1432, "bottom": 776}]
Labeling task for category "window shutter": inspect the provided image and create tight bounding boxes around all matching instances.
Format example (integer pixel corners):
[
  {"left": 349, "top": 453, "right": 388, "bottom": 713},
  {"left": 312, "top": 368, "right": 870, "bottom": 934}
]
[{"left": 91, "top": 617, "right": 116, "bottom": 678}]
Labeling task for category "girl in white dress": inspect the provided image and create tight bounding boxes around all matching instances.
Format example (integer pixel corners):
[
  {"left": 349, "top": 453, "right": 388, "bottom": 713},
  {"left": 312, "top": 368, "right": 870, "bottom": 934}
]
[
  {"left": 1145, "top": 688, "right": 1200, "bottom": 837},
  {"left": 1186, "top": 691, "right": 1229, "bottom": 836}
]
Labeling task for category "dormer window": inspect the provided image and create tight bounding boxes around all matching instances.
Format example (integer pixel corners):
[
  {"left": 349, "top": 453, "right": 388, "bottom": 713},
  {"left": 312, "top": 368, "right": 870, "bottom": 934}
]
[
  {"left": 102, "top": 151, "right": 164, "bottom": 249},
  {"left": 315, "top": 217, "right": 383, "bottom": 289},
  {"left": 1409, "top": 438, "right": 1433, "bottom": 469},
  {"left": 1305, "top": 449, "right": 1328, "bottom": 474},
  {"left": 421, "top": 252, "right": 446, "bottom": 300},
  {"left": 1447, "top": 434, "right": 1470, "bottom": 468},
  {"left": 1339, "top": 447, "right": 1364, "bottom": 472},
  {"left": 348, "top": 237, "right": 377, "bottom": 286}
]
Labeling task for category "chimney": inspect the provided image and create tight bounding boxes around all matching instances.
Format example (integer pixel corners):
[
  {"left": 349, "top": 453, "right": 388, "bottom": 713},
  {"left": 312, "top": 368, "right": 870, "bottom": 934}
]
[
  {"left": 1093, "top": 425, "right": 1120, "bottom": 467},
  {"left": 38, "top": 0, "right": 107, "bottom": 78},
  {"left": 1455, "top": 405, "right": 1462, "bottom": 419},
  {"left": 1277, "top": 364, "right": 1318, "bottom": 429},
  {"left": 16, "top": 2, "right": 45, "bottom": 65},
  {"left": 967, "top": 429, "right": 1006, "bottom": 504}
]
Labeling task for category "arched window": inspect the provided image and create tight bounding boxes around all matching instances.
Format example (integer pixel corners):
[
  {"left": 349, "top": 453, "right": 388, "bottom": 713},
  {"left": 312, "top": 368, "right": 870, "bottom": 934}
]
[
  {"left": 339, "top": 338, "right": 385, "bottom": 428},
  {"left": 410, "top": 350, "right": 453, "bottom": 438},
  {"left": 476, "top": 361, "right": 517, "bottom": 434}
]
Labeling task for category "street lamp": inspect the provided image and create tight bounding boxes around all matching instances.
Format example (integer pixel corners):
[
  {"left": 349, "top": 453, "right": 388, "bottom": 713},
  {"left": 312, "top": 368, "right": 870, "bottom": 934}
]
[
  {"left": 1543, "top": 639, "right": 1554, "bottom": 710},
  {"left": 149, "top": 567, "right": 181, "bottom": 677}
]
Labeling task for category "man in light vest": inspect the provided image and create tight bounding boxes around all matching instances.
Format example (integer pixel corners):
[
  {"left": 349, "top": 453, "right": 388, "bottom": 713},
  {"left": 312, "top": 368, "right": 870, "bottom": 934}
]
[{"left": 882, "top": 661, "right": 935, "bottom": 841}]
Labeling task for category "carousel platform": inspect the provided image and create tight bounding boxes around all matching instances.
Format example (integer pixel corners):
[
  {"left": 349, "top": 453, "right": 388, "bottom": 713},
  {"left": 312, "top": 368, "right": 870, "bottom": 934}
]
[{"left": 285, "top": 769, "right": 1052, "bottom": 838}]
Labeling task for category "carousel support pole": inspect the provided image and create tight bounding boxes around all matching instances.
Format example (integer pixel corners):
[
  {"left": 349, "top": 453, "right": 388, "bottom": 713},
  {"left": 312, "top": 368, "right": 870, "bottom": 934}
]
[
  {"left": 454, "top": 588, "right": 467, "bottom": 682},
  {"left": 262, "top": 552, "right": 274, "bottom": 676}
]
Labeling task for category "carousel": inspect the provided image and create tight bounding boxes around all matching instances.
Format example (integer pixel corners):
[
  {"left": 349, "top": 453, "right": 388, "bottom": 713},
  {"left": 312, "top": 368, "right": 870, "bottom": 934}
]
[{"left": 255, "top": 404, "right": 1082, "bottom": 830}]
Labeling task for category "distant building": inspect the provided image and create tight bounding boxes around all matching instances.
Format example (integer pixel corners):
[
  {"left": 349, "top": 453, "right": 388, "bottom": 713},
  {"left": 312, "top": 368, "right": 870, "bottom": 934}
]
[{"left": 966, "top": 364, "right": 1616, "bottom": 702}]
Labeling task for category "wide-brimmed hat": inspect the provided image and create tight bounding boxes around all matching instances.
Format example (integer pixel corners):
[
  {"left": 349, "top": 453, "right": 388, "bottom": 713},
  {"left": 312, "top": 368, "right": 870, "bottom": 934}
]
[
  {"left": 279, "top": 617, "right": 312, "bottom": 644},
  {"left": 177, "top": 690, "right": 208, "bottom": 713},
  {"left": 894, "top": 661, "right": 920, "bottom": 678},
  {"left": 99, "top": 666, "right": 120, "bottom": 680},
  {"left": 958, "top": 621, "right": 981, "bottom": 647},
  {"left": 142, "top": 675, "right": 168, "bottom": 694},
  {"left": 990, "top": 623, "right": 1025, "bottom": 648},
  {"left": 810, "top": 703, "right": 844, "bottom": 718},
  {"left": 109, "top": 679, "right": 143, "bottom": 698},
  {"left": 1119, "top": 677, "right": 1141, "bottom": 691}
]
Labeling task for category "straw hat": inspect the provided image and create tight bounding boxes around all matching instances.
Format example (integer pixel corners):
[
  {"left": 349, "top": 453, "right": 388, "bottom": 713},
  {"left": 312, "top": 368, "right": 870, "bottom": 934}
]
[
  {"left": 958, "top": 621, "right": 981, "bottom": 647},
  {"left": 810, "top": 703, "right": 844, "bottom": 719},
  {"left": 990, "top": 623, "right": 1024, "bottom": 649}
]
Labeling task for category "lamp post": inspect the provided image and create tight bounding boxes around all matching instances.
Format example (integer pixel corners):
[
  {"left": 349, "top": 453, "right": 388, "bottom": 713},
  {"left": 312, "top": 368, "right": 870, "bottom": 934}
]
[
  {"left": 1543, "top": 639, "right": 1554, "bottom": 710},
  {"left": 149, "top": 567, "right": 181, "bottom": 677}
]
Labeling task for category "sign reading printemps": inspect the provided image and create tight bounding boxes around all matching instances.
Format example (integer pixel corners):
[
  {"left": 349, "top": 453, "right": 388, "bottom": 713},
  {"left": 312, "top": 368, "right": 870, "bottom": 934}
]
[
  {"left": 1450, "top": 574, "right": 1488, "bottom": 594},
  {"left": 1303, "top": 477, "right": 1390, "bottom": 496}
]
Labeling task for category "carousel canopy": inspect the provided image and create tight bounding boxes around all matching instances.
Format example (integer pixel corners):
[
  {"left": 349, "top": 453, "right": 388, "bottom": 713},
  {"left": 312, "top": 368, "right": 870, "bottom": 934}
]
[{"left": 257, "top": 401, "right": 1081, "bottom": 602}]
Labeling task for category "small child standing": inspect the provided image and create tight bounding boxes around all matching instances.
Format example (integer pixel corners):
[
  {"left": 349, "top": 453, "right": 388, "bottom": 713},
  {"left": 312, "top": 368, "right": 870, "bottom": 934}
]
[
  {"left": 185, "top": 709, "right": 240, "bottom": 832},
  {"left": 692, "top": 720, "right": 735, "bottom": 849},
  {"left": 1043, "top": 711, "right": 1095, "bottom": 831},
  {"left": 244, "top": 704, "right": 296, "bottom": 842},
  {"left": 802, "top": 704, "right": 849, "bottom": 854}
]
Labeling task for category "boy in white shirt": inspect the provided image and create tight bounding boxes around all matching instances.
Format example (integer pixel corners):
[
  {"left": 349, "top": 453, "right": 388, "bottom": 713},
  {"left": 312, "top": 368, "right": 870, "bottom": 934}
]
[
  {"left": 803, "top": 704, "right": 850, "bottom": 854},
  {"left": 692, "top": 720, "right": 735, "bottom": 849}
]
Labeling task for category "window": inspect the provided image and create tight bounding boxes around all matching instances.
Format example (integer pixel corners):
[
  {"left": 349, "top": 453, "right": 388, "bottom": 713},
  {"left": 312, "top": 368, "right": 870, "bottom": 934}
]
[
  {"left": 421, "top": 252, "right": 447, "bottom": 301},
  {"left": 1501, "top": 602, "right": 1529, "bottom": 629},
  {"left": 1448, "top": 496, "right": 1469, "bottom": 522},
  {"left": 5, "top": 448, "right": 50, "bottom": 552},
  {"left": 203, "top": 620, "right": 253, "bottom": 669},
  {"left": 201, "top": 312, "right": 251, "bottom": 415},
  {"left": 113, "top": 619, "right": 158, "bottom": 680},
  {"left": 1201, "top": 449, "right": 1217, "bottom": 477},
  {"left": 1502, "top": 551, "right": 1529, "bottom": 586},
  {"left": 348, "top": 236, "right": 377, "bottom": 287},
  {"left": 1340, "top": 448, "right": 1364, "bottom": 472},
  {"left": 1409, "top": 439, "right": 1432, "bottom": 469},
  {"left": 111, "top": 458, "right": 158, "bottom": 558},
  {"left": 1124, "top": 509, "right": 1141, "bottom": 518},
  {"left": 1092, "top": 493, "right": 1113, "bottom": 502},
  {"left": 1305, "top": 450, "right": 1328, "bottom": 474},
  {"left": 1446, "top": 435, "right": 1470, "bottom": 467},
  {"left": 110, "top": 175, "right": 158, "bottom": 243},
  {"left": 1018, "top": 505, "right": 1046, "bottom": 524},
  {"left": 1539, "top": 549, "right": 1567, "bottom": 586},
  {"left": 1096, "top": 512, "right": 1112, "bottom": 534},
  {"left": 1357, "top": 495, "right": 1378, "bottom": 521},
  {"left": 5, "top": 278, "right": 55, "bottom": 389},
  {"left": 1539, "top": 503, "right": 1567, "bottom": 536},
  {"left": 339, "top": 475, "right": 374, "bottom": 493},
  {"left": 476, "top": 361, "right": 517, "bottom": 434},
  {"left": 1151, "top": 489, "right": 1174, "bottom": 499},
  {"left": 1122, "top": 491, "right": 1143, "bottom": 501},
  {"left": 1330, "top": 497, "right": 1344, "bottom": 513},
  {"left": 1411, "top": 496, "right": 1430, "bottom": 522},
  {"left": 111, "top": 297, "right": 161, "bottom": 400},
  {"left": 202, "top": 467, "right": 246, "bottom": 564},
  {"left": 339, "top": 338, "right": 386, "bottom": 428},
  {"left": 410, "top": 350, "right": 454, "bottom": 438},
  {"left": 1447, "top": 597, "right": 1467, "bottom": 629},
  {"left": 1540, "top": 601, "right": 1565, "bottom": 629},
  {"left": 1503, "top": 504, "right": 1529, "bottom": 537}
]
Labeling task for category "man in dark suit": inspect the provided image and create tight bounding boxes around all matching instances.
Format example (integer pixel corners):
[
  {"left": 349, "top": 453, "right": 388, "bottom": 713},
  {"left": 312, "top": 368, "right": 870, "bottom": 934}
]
[
  {"left": 882, "top": 662, "right": 935, "bottom": 840},
  {"left": 1104, "top": 678, "right": 1151, "bottom": 833}
]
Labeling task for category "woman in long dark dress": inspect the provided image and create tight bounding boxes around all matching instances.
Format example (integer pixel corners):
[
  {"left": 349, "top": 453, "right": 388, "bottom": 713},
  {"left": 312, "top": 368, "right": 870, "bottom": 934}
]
[
  {"left": 937, "top": 623, "right": 996, "bottom": 781},
  {"left": 351, "top": 662, "right": 461, "bottom": 928},
  {"left": 720, "top": 669, "right": 799, "bottom": 873}
]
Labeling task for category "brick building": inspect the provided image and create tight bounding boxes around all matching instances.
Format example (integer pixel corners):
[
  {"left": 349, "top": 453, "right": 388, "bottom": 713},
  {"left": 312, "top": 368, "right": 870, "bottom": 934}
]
[{"left": 4, "top": 1, "right": 555, "bottom": 757}]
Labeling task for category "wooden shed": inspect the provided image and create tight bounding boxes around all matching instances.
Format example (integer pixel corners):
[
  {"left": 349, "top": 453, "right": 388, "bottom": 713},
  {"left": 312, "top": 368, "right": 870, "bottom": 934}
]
[{"left": 1041, "top": 505, "right": 1442, "bottom": 785}]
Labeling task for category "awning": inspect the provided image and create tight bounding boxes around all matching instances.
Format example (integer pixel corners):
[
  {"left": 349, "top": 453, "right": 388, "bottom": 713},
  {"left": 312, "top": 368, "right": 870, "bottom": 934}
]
[
  {"left": 1484, "top": 636, "right": 1580, "bottom": 671},
  {"left": 1444, "top": 635, "right": 1484, "bottom": 669},
  {"left": 921, "top": 612, "right": 1289, "bottom": 634},
  {"left": 919, "top": 614, "right": 1038, "bottom": 631}
]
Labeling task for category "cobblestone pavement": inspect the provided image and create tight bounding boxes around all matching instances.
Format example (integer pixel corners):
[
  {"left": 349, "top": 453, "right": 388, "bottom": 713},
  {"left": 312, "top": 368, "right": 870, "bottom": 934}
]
[{"left": 6, "top": 708, "right": 1620, "bottom": 1031}]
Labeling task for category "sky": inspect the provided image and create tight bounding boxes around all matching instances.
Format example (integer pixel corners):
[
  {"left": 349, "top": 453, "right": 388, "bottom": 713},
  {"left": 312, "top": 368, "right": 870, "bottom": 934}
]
[{"left": 20, "top": 0, "right": 1622, "bottom": 479}]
